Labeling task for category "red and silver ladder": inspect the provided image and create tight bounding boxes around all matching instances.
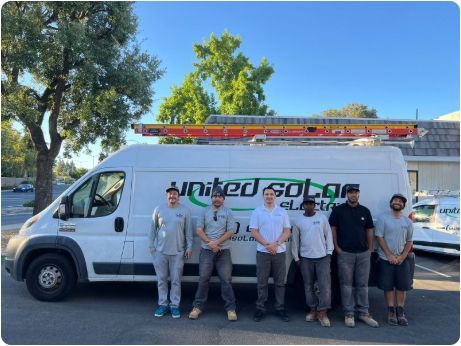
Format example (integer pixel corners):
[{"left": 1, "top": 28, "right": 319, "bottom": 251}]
[{"left": 131, "top": 122, "right": 426, "bottom": 142}]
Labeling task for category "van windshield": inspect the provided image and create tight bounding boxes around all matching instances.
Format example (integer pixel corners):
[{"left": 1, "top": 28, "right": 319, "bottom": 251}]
[{"left": 412, "top": 205, "right": 436, "bottom": 223}]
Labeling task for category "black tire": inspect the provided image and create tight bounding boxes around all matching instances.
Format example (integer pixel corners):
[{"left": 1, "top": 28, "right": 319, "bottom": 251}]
[{"left": 25, "top": 253, "right": 76, "bottom": 301}]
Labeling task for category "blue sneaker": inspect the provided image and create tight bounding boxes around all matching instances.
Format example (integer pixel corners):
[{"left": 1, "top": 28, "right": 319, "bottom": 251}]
[
  {"left": 170, "top": 306, "right": 181, "bottom": 319},
  {"left": 154, "top": 305, "right": 169, "bottom": 317}
]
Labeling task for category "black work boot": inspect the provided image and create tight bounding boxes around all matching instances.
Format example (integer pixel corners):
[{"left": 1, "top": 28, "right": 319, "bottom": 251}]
[
  {"left": 396, "top": 306, "right": 408, "bottom": 326},
  {"left": 387, "top": 306, "right": 398, "bottom": 326}
]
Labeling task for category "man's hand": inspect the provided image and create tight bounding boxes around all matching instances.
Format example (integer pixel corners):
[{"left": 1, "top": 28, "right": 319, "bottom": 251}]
[
  {"left": 266, "top": 243, "right": 278, "bottom": 255},
  {"left": 207, "top": 240, "right": 221, "bottom": 252},
  {"left": 185, "top": 250, "right": 192, "bottom": 259},
  {"left": 387, "top": 254, "right": 399, "bottom": 265},
  {"left": 149, "top": 248, "right": 155, "bottom": 256}
]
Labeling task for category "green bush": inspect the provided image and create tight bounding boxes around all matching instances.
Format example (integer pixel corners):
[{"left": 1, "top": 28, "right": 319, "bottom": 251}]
[{"left": 23, "top": 200, "right": 35, "bottom": 207}]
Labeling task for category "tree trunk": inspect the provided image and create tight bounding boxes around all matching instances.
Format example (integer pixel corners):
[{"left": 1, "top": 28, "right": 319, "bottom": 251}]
[{"left": 33, "top": 151, "right": 54, "bottom": 215}]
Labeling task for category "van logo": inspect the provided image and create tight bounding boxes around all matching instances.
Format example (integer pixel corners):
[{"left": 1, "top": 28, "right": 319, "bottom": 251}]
[
  {"left": 172, "top": 177, "right": 359, "bottom": 212},
  {"left": 440, "top": 207, "right": 460, "bottom": 219}
]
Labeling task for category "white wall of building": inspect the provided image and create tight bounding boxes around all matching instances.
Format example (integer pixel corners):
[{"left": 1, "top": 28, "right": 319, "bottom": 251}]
[{"left": 406, "top": 160, "right": 460, "bottom": 192}]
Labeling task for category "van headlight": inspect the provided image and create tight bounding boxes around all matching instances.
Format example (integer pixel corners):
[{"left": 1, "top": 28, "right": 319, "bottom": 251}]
[{"left": 19, "top": 214, "right": 40, "bottom": 233}]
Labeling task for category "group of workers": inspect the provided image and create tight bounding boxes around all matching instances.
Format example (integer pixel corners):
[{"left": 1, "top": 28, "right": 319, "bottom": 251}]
[{"left": 148, "top": 184, "right": 413, "bottom": 327}]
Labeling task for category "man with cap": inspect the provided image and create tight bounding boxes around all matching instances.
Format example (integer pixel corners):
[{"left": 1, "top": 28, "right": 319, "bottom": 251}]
[
  {"left": 149, "top": 185, "right": 193, "bottom": 319},
  {"left": 188, "top": 186, "right": 238, "bottom": 321},
  {"left": 250, "top": 186, "right": 292, "bottom": 322},
  {"left": 328, "top": 186, "right": 379, "bottom": 328},
  {"left": 375, "top": 193, "right": 413, "bottom": 326},
  {"left": 291, "top": 197, "right": 334, "bottom": 327}
]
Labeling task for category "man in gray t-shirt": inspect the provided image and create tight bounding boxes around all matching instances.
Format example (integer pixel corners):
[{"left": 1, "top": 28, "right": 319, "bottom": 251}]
[
  {"left": 149, "top": 185, "right": 192, "bottom": 319},
  {"left": 375, "top": 193, "right": 413, "bottom": 327},
  {"left": 188, "top": 186, "right": 237, "bottom": 321}
]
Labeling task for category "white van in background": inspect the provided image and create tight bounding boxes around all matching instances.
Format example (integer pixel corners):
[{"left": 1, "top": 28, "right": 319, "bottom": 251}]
[
  {"left": 410, "top": 191, "right": 460, "bottom": 256},
  {"left": 5, "top": 144, "right": 412, "bottom": 301}
]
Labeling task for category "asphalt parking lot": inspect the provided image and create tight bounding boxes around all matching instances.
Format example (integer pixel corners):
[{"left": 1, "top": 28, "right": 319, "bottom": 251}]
[{"left": 1, "top": 251, "right": 459, "bottom": 345}]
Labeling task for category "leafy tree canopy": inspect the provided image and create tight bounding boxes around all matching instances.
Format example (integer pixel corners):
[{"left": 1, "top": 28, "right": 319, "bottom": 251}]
[
  {"left": 2, "top": 2, "right": 164, "bottom": 213},
  {"left": 157, "top": 31, "right": 275, "bottom": 143},
  {"left": 316, "top": 103, "right": 378, "bottom": 118}
]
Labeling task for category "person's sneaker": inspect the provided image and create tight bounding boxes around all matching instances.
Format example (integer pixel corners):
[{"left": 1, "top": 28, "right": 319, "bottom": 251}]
[
  {"left": 253, "top": 309, "right": 265, "bottom": 322},
  {"left": 227, "top": 310, "right": 238, "bottom": 321},
  {"left": 188, "top": 307, "right": 202, "bottom": 320},
  {"left": 170, "top": 306, "right": 181, "bottom": 319},
  {"left": 305, "top": 309, "right": 317, "bottom": 322},
  {"left": 387, "top": 307, "right": 398, "bottom": 326},
  {"left": 275, "top": 309, "right": 290, "bottom": 322},
  {"left": 396, "top": 306, "right": 409, "bottom": 326},
  {"left": 318, "top": 311, "right": 331, "bottom": 327},
  {"left": 345, "top": 314, "right": 355, "bottom": 328},
  {"left": 358, "top": 314, "right": 379, "bottom": 328},
  {"left": 154, "top": 305, "right": 169, "bottom": 317}
]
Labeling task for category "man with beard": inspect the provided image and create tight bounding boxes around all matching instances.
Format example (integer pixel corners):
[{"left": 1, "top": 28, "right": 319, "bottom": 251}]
[
  {"left": 188, "top": 186, "right": 237, "bottom": 321},
  {"left": 149, "top": 185, "right": 193, "bottom": 319},
  {"left": 329, "top": 186, "right": 379, "bottom": 328},
  {"left": 375, "top": 193, "right": 413, "bottom": 326}
]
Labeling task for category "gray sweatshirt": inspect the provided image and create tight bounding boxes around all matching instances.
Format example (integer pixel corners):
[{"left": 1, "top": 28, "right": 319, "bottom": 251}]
[
  {"left": 149, "top": 203, "right": 193, "bottom": 255},
  {"left": 291, "top": 212, "right": 334, "bottom": 260}
]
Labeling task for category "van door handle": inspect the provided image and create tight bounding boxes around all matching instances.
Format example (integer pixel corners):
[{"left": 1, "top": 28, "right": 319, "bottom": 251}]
[{"left": 115, "top": 217, "right": 124, "bottom": 232}]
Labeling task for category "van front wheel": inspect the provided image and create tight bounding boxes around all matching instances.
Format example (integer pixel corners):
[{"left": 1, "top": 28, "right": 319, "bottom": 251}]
[{"left": 25, "top": 254, "right": 75, "bottom": 301}]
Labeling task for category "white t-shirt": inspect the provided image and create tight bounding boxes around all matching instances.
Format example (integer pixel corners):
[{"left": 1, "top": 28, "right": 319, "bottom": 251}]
[{"left": 250, "top": 205, "right": 291, "bottom": 253}]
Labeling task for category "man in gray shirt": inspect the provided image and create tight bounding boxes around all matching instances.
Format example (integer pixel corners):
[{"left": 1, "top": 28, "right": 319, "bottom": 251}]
[
  {"left": 375, "top": 193, "right": 413, "bottom": 326},
  {"left": 149, "top": 185, "right": 193, "bottom": 319},
  {"left": 188, "top": 187, "right": 237, "bottom": 321}
]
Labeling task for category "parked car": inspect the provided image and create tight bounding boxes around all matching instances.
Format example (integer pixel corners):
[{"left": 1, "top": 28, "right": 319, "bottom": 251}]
[
  {"left": 410, "top": 192, "right": 460, "bottom": 256},
  {"left": 12, "top": 183, "right": 34, "bottom": 192}
]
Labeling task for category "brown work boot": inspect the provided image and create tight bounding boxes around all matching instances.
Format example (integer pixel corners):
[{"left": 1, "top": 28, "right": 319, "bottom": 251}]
[
  {"left": 396, "top": 306, "right": 408, "bottom": 326},
  {"left": 227, "top": 310, "right": 237, "bottom": 321},
  {"left": 305, "top": 309, "right": 317, "bottom": 322},
  {"left": 345, "top": 314, "right": 355, "bottom": 328},
  {"left": 387, "top": 307, "right": 398, "bottom": 326},
  {"left": 188, "top": 307, "right": 202, "bottom": 320},
  {"left": 318, "top": 310, "right": 331, "bottom": 327},
  {"left": 358, "top": 314, "right": 379, "bottom": 328}
]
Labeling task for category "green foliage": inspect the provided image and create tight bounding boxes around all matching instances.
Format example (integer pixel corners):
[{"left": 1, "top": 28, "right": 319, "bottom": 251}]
[
  {"left": 2, "top": 2, "right": 164, "bottom": 213},
  {"left": 53, "top": 158, "right": 87, "bottom": 180},
  {"left": 1, "top": 120, "right": 36, "bottom": 177},
  {"left": 23, "top": 200, "right": 35, "bottom": 208},
  {"left": 317, "top": 103, "right": 378, "bottom": 118},
  {"left": 157, "top": 31, "right": 275, "bottom": 143}
]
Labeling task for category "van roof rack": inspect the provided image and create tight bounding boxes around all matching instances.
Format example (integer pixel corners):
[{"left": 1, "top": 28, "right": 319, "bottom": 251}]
[
  {"left": 131, "top": 123, "right": 427, "bottom": 146},
  {"left": 414, "top": 190, "right": 460, "bottom": 198}
]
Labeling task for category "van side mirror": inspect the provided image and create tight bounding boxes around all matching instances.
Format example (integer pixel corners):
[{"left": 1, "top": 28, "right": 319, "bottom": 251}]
[{"left": 59, "top": 196, "right": 70, "bottom": 221}]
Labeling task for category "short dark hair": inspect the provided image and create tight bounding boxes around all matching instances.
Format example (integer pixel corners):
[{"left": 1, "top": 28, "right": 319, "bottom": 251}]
[{"left": 262, "top": 186, "right": 276, "bottom": 195}]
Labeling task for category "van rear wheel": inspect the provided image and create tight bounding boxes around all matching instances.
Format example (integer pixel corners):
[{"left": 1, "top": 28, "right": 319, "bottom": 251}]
[{"left": 25, "top": 254, "right": 75, "bottom": 301}]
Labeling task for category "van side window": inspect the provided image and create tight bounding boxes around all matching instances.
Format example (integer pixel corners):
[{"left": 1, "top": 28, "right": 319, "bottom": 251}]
[
  {"left": 413, "top": 205, "right": 435, "bottom": 223},
  {"left": 70, "top": 172, "right": 125, "bottom": 218}
]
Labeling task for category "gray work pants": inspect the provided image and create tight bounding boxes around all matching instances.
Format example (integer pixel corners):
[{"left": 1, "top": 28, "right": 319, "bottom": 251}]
[
  {"left": 193, "top": 248, "right": 236, "bottom": 311},
  {"left": 337, "top": 250, "right": 371, "bottom": 315},
  {"left": 300, "top": 255, "right": 332, "bottom": 311},
  {"left": 153, "top": 251, "right": 185, "bottom": 308},
  {"left": 256, "top": 251, "right": 286, "bottom": 311}
]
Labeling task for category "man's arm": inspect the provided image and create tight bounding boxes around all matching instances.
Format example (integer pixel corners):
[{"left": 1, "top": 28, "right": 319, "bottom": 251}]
[
  {"left": 366, "top": 227, "right": 374, "bottom": 252},
  {"left": 330, "top": 226, "right": 342, "bottom": 254}
]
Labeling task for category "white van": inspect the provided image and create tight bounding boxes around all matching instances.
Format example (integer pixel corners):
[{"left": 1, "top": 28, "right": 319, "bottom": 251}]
[
  {"left": 410, "top": 192, "right": 460, "bottom": 256},
  {"left": 5, "top": 144, "right": 412, "bottom": 301}
]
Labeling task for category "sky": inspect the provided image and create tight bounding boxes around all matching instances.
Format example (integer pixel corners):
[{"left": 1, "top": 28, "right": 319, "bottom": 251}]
[{"left": 74, "top": 1, "right": 460, "bottom": 168}]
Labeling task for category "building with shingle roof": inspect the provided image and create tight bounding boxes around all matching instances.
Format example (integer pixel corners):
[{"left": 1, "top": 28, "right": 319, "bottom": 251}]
[{"left": 202, "top": 115, "right": 460, "bottom": 198}]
